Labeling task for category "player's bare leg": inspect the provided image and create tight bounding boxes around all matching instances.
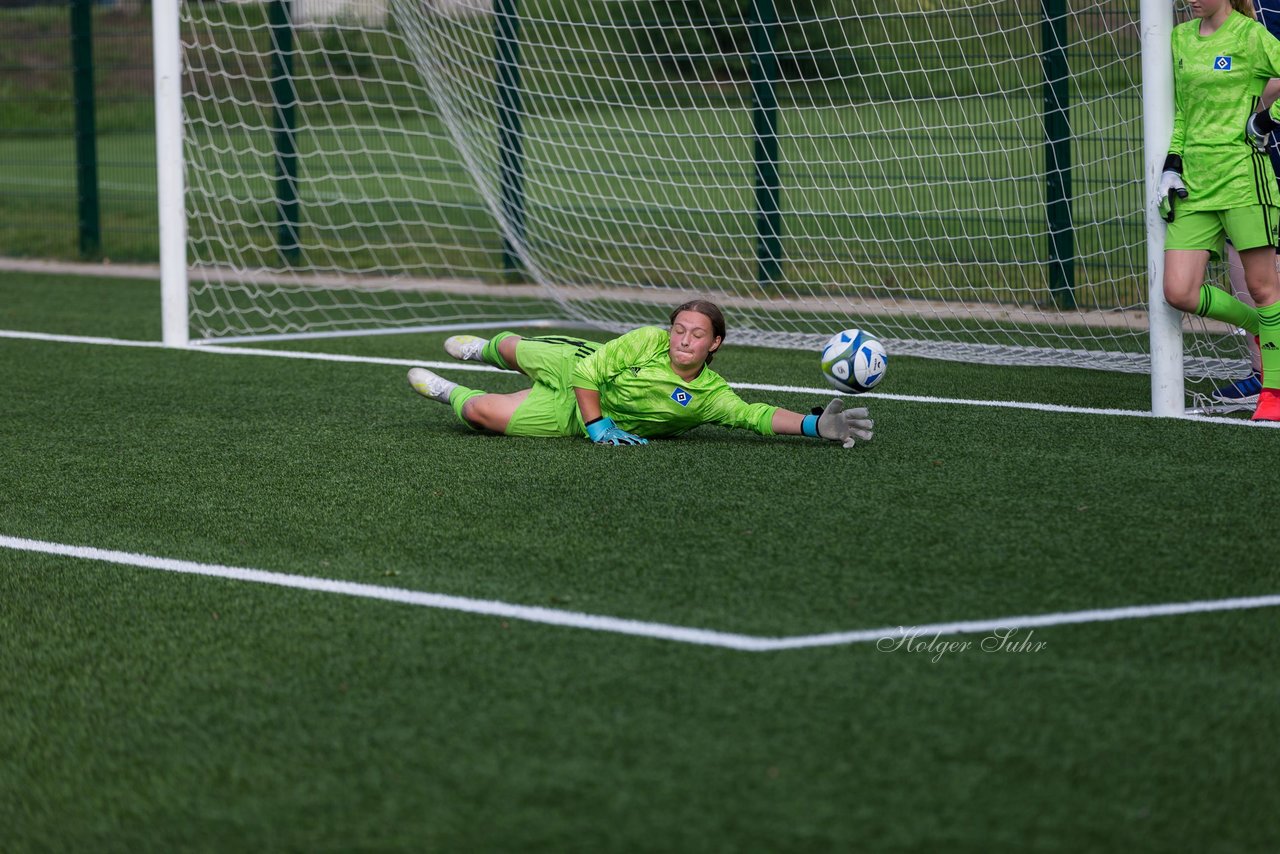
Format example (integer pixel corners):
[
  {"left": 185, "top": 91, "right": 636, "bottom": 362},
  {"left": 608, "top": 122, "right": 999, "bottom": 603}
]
[
  {"left": 1163, "top": 247, "right": 1276, "bottom": 416},
  {"left": 1164, "top": 247, "right": 1260, "bottom": 333},
  {"left": 458, "top": 388, "right": 529, "bottom": 432},
  {"left": 498, "top": 335, "right": 521, "bottom": 371},
  {"left": 1237, "top": 245, "right": 1280, "bottom": 307},
  {"left": 407, "top": 367, "right": 530, "bottom": 433},
  {"left": 1161, "top": 249, "right": 1211, "bottom": 313}
]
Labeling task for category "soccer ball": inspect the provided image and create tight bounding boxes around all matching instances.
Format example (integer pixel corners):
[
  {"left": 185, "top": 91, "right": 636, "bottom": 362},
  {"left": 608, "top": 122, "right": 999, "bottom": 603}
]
[{"left": 820, "top": 329, "right": 887, "bottom": 394}]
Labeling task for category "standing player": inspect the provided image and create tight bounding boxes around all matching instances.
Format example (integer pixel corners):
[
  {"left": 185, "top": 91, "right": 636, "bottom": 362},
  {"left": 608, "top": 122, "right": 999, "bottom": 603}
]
[
  {"left": 1158, "top": 0, "right": 1280, "bottom": 419},
  {"left": 404, "top": 300, "right": 874, "bottom": 448},
  {"left": 1214, "top": 1, "right": 1280, "bottom": 406}
]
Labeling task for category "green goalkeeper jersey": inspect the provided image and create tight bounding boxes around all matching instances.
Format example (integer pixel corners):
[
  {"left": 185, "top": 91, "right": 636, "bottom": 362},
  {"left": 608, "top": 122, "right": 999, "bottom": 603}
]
[
  {"left": 571, "top": 326, "right": 778, "bottom": 438},
  {"left": 1169, "top": 11, "right": 1280, "bottom": 211}
]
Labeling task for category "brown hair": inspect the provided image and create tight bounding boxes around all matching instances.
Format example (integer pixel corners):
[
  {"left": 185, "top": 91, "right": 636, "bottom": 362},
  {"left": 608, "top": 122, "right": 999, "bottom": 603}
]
[
  {"left": 1233, "top": 0, "right": 1256, "bottom": 19},
  {"left": 669, "top": 299, "right": 726, "bottom": 364}
]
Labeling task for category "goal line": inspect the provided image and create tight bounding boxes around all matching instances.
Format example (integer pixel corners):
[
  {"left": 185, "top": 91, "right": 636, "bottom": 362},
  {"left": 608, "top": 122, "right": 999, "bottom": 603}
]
[{"left": 1, "top": 327, "right": 1274, "bottom": 427}]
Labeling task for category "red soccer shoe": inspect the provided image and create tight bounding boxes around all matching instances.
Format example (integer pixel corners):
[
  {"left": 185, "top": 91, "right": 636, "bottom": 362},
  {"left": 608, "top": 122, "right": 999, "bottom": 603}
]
[{"left": 1252, "top": 387, "right": 1280, "bottom": 421}]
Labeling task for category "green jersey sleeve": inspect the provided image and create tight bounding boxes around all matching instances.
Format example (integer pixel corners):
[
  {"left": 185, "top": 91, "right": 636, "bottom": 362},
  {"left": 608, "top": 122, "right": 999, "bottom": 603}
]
[
  {"left": 701, "top": 386, "right": 778, "bottom": 436},
  {"left": 1250, "top": 17, "right": 1280, "bottom": 79}
]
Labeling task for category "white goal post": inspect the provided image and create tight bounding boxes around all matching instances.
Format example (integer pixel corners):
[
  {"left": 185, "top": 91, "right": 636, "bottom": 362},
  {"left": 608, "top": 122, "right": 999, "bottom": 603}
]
[
  {"left": 153, "top": 0, "right": 1251, "bottom": 413},
  {"left": 1139, "top": 0, "right": 1182, "bottom": 417},
  {"left": 154, "top": 0, "right": 188, "bottom": 348}
]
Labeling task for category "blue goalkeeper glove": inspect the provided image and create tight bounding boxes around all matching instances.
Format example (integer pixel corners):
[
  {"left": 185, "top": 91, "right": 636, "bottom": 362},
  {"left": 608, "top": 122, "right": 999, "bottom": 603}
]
[
  {"left": 1246, "top": 109, "right": 1280, "bottom": 152},
  {"left": 585, "top": 417, "right": 648, "bottom": 446},
  {"left": 1157, "top": 154, "right": 1187, "bottom": 224}
]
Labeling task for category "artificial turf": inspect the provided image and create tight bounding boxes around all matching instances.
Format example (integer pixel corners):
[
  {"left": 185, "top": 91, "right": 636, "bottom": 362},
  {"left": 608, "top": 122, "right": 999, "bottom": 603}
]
[{"left": 2, "top": 270, "right": 1278, "bottom": 850}]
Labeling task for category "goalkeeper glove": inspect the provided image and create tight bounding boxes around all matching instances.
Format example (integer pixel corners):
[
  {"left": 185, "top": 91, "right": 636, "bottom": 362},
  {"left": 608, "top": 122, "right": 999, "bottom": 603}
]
[
  {"left": 1157, "top": 154, "right": 1187, "bottom": 223},
  {"left": 585, "top": 416, "right": 648, "bottom": 446},
  {"left": 1246, "top": 109, "right": 1280, "bottom": 152},
  {"left": 801, "top": 399, "right": 874, "bottom": 449}
]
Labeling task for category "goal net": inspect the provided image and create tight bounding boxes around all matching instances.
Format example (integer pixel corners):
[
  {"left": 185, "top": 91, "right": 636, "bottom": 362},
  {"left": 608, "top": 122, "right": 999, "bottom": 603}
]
[{"left": 173, "top": 0, "right": 1252, "bottom": 408}]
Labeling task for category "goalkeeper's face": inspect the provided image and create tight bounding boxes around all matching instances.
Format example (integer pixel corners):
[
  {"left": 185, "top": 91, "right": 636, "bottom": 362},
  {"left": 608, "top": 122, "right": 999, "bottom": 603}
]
[
  {"left": 669, "top": 310, "right": 722, "bottom": 370},
  {"left": 1188, "top": 0, "right": 1227, "bottom": 18}
]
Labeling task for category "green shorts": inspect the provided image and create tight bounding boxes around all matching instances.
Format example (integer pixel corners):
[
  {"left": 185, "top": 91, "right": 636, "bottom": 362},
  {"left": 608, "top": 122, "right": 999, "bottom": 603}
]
[
  {"left": 504, "top": 335, "right": 601, "bottom": 438},
  {"left": 1165, "top": 205, "right": 1280, "bottom": 259}
]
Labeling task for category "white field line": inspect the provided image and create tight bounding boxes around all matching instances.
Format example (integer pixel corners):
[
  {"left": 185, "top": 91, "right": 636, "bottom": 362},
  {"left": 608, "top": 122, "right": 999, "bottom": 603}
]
[
  {"left": 0, "top": 329, "right": 168, "bottom": 349},
  {"left": 3, "top": 534, "right": 1278, "bottom": 652},
  {"left": 2, "top": 327, "right": 1276, "bottom": 427},
  {"left": 734, "top": 381, "right": 1280, "bottom": 426}
]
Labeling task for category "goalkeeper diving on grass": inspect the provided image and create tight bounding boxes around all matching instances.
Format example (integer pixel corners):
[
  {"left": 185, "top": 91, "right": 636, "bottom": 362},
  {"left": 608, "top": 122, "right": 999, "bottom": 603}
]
[{"left": 406, "top": 300, "right": 874, "bottom": 447}]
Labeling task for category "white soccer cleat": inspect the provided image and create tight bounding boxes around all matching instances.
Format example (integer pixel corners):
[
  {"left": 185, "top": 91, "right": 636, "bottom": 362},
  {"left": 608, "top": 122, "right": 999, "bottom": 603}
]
[
  {"left": 444, "top": 334, "right": 488, "bottom": 362},
  {"left": 407, "top": 367, "right": 458, "bottom": 404}
]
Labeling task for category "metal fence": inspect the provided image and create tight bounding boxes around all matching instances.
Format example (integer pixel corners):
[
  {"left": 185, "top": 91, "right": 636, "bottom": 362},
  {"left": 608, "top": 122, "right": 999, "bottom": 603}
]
[
  {"left": 0, "top": 0, "right": 156, "bottom": 262},
  {"left": 0, "top": 0, "right": 1144, "bottom": 295}
]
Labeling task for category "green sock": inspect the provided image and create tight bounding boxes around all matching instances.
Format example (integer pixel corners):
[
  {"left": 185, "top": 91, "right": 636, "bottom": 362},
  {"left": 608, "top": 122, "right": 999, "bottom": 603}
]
[
  {"left": 1258, "top": 301, "right": 1280, "bottom": 389},
  {"left": 1196, "top": 285, "right": 1259, "bottom": 334},
  {"left": 481, "top": 332, "right": 517, "bottom": 370},
  {"left": 449, "top": 386, "right": 485, "bottom": 426}
]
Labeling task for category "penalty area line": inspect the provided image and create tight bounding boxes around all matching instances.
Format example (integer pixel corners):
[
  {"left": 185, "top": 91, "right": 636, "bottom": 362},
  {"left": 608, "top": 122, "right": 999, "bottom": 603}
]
[{"left": 3, "top": 534, "right": 1279, "bottom": 653}]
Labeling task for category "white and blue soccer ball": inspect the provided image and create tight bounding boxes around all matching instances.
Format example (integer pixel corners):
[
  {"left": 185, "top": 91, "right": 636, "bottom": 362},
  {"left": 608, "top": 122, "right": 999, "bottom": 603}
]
[{"left": 820, "top": 329, "right": 887, "bottom": 394}]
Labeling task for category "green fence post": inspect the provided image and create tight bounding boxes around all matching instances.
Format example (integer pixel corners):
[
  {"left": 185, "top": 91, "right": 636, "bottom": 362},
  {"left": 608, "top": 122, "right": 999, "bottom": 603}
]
[
  {"left": 1041, "top": 0, "right": 1075, "bottom": 309},
  {"left": 70, "top": 0, "right": 101, "bottom": 259},
  {"left": 269, "top": 0, "right": 301, "bottom": 265},
  {"left": 495, "top": 0, "right": 527, "bottom": 280},
  {"left": 749, "top": 0, "right": 783, "bottom": 288}
]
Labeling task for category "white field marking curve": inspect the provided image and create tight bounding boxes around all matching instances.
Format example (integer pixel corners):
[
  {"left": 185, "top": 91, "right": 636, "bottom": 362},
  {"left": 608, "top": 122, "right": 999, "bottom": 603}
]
[
  {"left": 3, "top": 535, "right": 1279, "bottom": 652},
  {"left": 2, "top": 328, "right": 1276, "bottom": 427}
]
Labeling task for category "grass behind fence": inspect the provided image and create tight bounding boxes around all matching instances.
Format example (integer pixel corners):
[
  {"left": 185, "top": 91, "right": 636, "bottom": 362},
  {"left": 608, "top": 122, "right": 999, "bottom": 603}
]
[{"left": 2, "top": 2, "right": 1145, "bottom": 312}]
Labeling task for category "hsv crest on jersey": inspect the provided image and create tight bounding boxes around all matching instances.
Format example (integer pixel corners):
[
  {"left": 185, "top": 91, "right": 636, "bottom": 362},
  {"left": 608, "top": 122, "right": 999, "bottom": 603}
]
[
  {"left": 671, "top": 387, "right": 692, "bottom": 406},
  {"left": 1214, "top": 55, "right": 1232, "bottom": 70}
]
